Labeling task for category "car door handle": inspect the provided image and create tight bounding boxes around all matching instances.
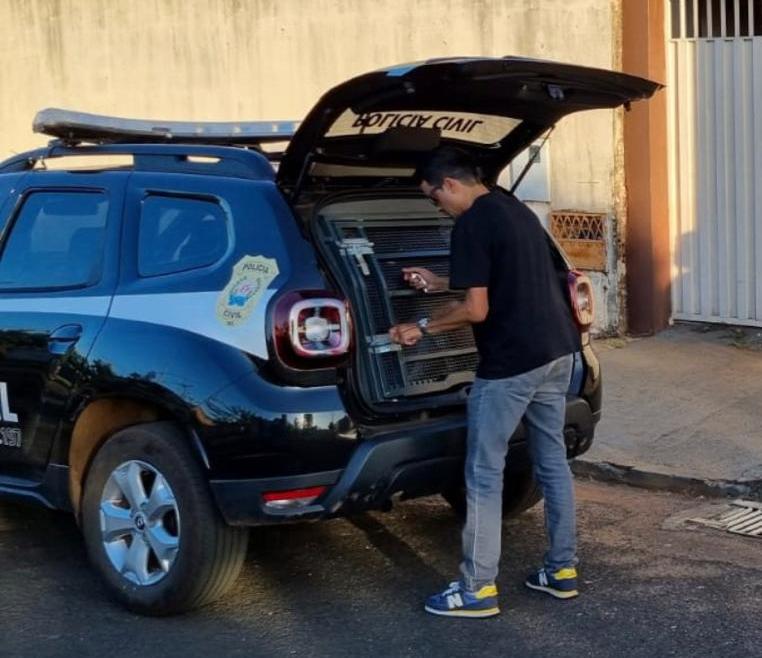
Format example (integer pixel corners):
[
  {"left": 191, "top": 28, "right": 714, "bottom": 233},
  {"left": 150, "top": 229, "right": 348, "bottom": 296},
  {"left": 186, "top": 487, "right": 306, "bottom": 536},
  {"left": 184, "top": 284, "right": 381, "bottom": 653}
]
[{"left": 48, "top": 324, "right": 83, "bottom": 355}]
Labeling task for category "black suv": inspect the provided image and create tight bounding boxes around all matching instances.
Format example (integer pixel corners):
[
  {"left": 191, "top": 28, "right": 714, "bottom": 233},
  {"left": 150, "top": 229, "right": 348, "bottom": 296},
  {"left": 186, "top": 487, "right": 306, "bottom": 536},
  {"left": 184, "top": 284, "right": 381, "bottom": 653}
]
[{"left": 0, "top": 58, "right": 658, "bottom": 614}]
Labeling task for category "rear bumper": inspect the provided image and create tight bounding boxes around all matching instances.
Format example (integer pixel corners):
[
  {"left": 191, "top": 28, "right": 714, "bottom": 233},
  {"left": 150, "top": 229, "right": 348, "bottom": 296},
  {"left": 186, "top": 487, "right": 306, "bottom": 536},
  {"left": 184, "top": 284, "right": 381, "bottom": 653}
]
[{"left": 210, "top": 396, "right": 596, "bottom": 526}]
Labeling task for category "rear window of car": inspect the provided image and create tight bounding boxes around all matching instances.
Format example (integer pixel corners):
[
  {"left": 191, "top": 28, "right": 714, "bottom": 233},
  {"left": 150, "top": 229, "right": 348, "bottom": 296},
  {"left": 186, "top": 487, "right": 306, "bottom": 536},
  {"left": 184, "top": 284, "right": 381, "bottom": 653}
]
[
  {"left": 138, "top": 195, "right": 229, "bottom": 277},
  {"left": 0, "top": 191, "right": 108, "bottom": 290}
]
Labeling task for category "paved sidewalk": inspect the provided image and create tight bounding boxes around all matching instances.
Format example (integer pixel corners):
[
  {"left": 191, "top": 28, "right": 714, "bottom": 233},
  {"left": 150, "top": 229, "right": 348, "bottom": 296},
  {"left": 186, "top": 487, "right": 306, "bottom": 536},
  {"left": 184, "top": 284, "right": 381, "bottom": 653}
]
[{"left": 573, "top": 323, "right": 762, "bottom": 499}]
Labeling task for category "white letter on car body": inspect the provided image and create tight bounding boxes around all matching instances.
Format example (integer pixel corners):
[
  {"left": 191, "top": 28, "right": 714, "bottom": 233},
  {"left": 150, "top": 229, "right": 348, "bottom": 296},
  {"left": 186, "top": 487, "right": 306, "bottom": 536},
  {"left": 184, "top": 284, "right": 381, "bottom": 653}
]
[{"left": 0, "top": 382, "right": 18, "bottom": 423}]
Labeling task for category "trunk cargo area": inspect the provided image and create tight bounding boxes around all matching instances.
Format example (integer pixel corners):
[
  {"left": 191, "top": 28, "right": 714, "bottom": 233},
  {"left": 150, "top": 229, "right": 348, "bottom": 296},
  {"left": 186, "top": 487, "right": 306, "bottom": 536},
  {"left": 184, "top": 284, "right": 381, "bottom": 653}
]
[{"left": 315, "top": 197, "right": 478, "bottom": 404}]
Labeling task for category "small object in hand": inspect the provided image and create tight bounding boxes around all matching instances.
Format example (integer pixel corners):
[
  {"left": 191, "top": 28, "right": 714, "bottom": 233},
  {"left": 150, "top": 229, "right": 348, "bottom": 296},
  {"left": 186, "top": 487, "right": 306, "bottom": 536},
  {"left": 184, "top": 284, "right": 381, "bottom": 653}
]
[{"left": 410, "top": 272, "right": 429, "bottom": 292}]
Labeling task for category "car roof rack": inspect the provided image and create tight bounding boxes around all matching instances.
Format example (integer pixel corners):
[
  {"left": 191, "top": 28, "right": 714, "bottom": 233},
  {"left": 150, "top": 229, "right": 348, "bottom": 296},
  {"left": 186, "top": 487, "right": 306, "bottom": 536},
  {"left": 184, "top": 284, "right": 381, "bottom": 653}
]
[
  {"left": 33, "top": 108, "right": 299, "bottom": 147},
  {"left": 0, "top": 143, "right": 277, "bottom": 181}
]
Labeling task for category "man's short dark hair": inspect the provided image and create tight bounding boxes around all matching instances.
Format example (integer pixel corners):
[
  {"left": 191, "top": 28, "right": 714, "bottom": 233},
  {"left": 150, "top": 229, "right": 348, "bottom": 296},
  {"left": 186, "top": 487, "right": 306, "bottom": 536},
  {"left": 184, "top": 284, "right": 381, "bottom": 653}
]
[{"left": 414, "top": 146, "right": 481, "bottom": 187}]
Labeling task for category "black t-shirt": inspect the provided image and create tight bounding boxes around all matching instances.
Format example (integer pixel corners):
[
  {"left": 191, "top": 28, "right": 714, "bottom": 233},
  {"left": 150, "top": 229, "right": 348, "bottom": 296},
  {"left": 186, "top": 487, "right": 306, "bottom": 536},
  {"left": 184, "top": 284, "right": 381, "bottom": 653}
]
[{"left": 449, "top": 189, "right": 580, "bottom": 379}]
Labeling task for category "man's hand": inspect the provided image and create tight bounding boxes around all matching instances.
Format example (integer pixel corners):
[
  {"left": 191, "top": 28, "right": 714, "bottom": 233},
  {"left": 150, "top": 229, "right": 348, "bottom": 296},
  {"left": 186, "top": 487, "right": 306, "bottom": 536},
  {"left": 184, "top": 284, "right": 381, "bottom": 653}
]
[
  {"left": 402, "top": 267, "right": 447, "bottom": 293},
  {"left": 389, "top": 323, "right": 423, "bottom": 346}
]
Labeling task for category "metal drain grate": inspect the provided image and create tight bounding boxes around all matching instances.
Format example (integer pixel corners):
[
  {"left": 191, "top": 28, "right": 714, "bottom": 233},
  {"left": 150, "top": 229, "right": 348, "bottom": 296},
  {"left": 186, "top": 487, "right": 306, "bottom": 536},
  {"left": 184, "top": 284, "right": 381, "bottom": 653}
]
[{"left": 688, "top": 500, "right": 762, "bottom": 537}]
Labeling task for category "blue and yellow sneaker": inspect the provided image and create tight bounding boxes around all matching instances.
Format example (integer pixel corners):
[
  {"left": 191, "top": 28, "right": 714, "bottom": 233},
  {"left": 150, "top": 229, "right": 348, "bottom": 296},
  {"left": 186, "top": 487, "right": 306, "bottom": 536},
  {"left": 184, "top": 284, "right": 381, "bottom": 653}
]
[
  {"left": 424, "top": 581, "right": 500, "bottom": 618},
  {"left": 524, "top": 567, "right": 579, "bottom": 599}
]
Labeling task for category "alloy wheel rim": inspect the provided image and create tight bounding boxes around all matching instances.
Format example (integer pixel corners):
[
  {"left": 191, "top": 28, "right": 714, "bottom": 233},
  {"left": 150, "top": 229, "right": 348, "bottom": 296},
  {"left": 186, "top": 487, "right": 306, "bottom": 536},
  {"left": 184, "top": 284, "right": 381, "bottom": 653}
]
[{"left": 99, "top": 460, "right": 180, "bottom": 586}]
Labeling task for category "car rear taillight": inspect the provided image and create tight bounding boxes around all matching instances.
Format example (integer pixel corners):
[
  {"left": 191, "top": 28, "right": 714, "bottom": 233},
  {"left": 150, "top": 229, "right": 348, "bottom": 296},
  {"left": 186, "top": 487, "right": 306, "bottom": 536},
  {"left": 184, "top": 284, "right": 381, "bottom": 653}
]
[
  {"left": 262, "top": 486, "right": 327, "bottom": 509},
  {"left": 567, "top": 270, "right": 594, "bottom": 330},
  {"left": 273, "top": 291, "right": 352, "bottom": 369}
]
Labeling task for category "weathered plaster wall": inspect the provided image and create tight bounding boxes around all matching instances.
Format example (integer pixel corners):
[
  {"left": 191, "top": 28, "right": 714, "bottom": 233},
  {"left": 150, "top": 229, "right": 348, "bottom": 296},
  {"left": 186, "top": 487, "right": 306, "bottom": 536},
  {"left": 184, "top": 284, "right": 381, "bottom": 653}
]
[{"left": 0, "top": 0, "right": 624, "bottom": 330}]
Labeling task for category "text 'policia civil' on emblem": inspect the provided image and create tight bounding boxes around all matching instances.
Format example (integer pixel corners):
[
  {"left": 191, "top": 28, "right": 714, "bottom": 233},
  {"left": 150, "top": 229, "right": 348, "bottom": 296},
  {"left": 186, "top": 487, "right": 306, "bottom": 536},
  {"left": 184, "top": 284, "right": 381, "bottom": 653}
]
[{"left": 216, "top": 255, "right": 280, "bottom": 327}]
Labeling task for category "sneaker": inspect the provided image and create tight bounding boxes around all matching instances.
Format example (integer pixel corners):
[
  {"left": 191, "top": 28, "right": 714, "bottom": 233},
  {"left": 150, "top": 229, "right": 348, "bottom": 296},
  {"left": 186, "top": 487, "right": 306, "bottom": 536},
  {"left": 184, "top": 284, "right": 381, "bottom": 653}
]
[
  {"left": 424, "top": 581, "right": 500, "bottom": 618},
  {"left": 524, "top": 567, "right": 579, "bottom": 599}
]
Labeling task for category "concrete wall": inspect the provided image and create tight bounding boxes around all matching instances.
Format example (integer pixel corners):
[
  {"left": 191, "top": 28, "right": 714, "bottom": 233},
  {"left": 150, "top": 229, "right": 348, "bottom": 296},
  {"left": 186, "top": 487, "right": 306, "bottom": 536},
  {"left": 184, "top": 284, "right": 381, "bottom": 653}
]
[{"left": 0, "top": 0, "right": 624, "bottom": 331}]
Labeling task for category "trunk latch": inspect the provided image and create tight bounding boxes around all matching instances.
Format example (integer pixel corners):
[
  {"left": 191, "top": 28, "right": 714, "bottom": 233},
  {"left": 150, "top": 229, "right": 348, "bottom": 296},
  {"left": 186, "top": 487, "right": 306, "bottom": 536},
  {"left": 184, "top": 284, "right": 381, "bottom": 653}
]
[{"left": 337, "top": 238, "right": 374, "bottom": 276}]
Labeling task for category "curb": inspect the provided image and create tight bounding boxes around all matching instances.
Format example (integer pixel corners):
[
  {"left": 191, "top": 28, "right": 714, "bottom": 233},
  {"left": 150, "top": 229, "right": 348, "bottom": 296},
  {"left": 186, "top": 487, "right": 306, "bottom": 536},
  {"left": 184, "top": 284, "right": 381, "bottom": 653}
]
[{"left": 571, "top": 459, "right": 762, "bottom": 502}]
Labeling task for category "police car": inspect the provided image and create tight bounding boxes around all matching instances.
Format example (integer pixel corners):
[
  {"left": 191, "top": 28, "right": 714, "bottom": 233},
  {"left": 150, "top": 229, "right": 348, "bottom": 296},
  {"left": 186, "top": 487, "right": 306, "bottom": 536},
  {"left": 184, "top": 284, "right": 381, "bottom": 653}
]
[{"left": 0, "top": 57, "right": 658, "bottom": 615}]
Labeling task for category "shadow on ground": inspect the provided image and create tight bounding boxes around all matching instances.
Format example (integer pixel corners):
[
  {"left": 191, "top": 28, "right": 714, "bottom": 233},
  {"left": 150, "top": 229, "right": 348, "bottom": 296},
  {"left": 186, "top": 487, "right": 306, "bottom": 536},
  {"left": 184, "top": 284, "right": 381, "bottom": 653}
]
[{"left": 2, "top": 482, "right": 761, "bottom": 658}]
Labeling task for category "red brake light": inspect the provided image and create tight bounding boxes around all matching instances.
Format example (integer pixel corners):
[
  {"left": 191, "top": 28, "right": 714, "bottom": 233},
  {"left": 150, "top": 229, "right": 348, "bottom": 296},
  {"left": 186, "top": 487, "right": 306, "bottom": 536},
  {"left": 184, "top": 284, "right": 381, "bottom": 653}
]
[
  {"left": 567, "top": 270, "right": 594, "bottom": 330},
  {"left": 273, "top": 291, "right": 353, "bottom": 369},
  {"left": 262, "top": 486, "right": 327, "bottom": 509}
]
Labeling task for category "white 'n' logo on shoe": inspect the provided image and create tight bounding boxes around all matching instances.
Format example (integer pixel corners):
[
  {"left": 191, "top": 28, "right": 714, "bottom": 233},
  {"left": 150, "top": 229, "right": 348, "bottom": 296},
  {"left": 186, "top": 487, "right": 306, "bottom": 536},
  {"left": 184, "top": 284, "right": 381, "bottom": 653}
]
[{"left": 446, "top": 593, "right": 463, "bottom": 609}]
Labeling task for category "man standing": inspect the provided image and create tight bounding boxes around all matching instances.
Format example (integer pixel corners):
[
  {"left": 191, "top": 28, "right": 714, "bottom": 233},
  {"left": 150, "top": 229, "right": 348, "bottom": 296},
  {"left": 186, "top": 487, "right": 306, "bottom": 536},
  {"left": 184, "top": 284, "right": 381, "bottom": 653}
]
[{"left": 389, "top": 146, "right": 581, "bottom": 618}]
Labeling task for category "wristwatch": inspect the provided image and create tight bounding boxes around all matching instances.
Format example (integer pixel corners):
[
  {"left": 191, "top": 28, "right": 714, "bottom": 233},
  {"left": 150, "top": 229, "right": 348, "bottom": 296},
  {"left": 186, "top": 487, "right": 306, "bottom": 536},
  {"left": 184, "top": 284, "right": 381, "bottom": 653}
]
[{"left": 416, "top": 317, "right": 431, "bottom": 335}]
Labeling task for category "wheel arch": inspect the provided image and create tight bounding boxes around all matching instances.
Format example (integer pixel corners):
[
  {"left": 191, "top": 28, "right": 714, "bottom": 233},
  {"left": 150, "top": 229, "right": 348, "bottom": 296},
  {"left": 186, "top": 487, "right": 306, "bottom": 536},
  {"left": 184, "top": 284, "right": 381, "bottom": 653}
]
[{"left": 68, "top": 397, "right": 208, "bottom": 516}]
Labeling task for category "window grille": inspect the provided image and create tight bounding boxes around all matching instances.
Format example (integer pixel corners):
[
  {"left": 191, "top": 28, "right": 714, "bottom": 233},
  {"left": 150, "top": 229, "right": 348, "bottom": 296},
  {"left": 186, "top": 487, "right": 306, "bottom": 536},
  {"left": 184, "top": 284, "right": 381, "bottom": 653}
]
[
  {"left": 670, "top": 0, "right": 762, "bottom": 39},
  {"left": 550, "top": 211, "right": 607, "bottom": 272}
]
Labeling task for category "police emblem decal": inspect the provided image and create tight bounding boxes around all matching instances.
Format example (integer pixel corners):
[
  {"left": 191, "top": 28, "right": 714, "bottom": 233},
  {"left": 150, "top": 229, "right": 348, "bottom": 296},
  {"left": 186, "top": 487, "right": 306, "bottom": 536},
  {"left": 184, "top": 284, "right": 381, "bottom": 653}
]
[{"left": 216, "top": 255, "right": 280, "bottom": 327}]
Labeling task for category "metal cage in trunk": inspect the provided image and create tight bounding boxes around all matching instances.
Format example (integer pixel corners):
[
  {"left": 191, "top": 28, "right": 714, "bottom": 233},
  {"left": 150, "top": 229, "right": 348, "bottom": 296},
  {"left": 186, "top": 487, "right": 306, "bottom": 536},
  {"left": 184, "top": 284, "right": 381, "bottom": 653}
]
[{"left": 316, "top": 197, "right": 478, "bottom": 401}]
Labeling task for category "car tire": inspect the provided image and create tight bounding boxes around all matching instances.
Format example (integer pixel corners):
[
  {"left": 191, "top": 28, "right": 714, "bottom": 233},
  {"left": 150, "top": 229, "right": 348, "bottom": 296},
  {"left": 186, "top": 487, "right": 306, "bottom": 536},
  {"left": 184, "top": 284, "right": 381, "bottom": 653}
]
[
  {"left": 442, "top": 466, "right": 543, "bottom": 520},
  {"left": 80, "top": 421, "right": 248, "bottom": 616}
]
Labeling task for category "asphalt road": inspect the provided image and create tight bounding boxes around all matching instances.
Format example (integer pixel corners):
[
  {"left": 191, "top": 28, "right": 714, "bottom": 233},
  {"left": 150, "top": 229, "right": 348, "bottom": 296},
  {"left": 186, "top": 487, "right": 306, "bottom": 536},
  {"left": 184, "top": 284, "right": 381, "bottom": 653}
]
[{"left": 2, "top": 480, "right": 761, "bottom": 658}]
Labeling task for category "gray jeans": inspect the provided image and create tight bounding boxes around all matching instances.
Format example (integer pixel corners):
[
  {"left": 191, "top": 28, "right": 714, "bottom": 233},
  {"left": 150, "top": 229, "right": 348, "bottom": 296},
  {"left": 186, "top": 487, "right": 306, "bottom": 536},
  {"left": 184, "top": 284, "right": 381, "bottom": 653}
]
[{"left": 459, "top": 353, "right": 577, "bottom": 591}]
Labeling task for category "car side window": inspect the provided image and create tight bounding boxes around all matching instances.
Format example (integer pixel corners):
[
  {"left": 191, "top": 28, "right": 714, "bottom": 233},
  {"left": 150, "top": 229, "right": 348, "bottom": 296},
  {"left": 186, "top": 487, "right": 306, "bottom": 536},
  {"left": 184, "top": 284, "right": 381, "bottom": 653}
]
[
  {"left": 0, "top": 191, "right": 108, "bottom": 290},
  {"left": 138, "top": 195, "right": 228, "bottom": 277}
]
